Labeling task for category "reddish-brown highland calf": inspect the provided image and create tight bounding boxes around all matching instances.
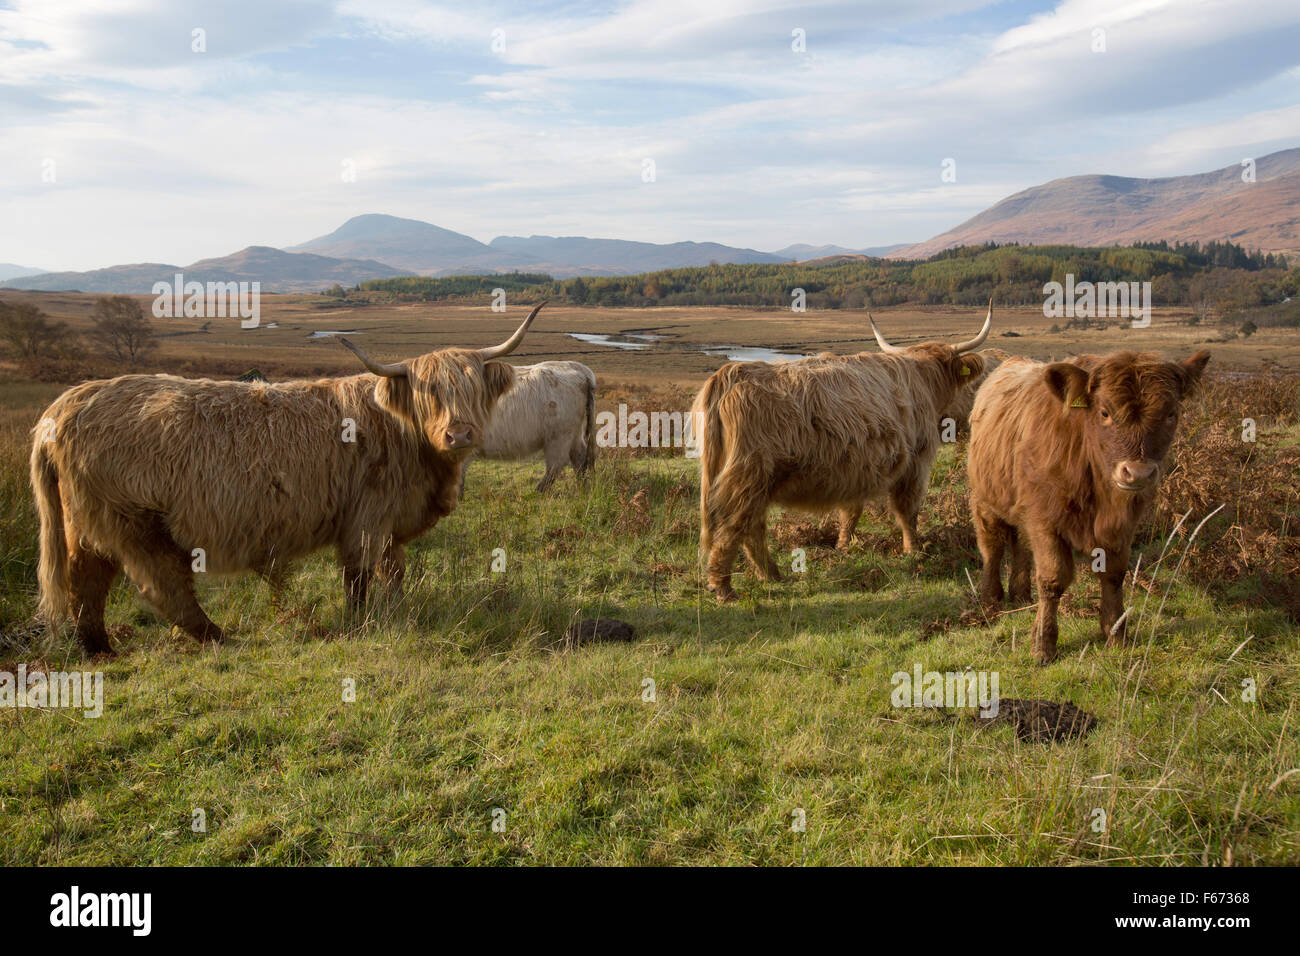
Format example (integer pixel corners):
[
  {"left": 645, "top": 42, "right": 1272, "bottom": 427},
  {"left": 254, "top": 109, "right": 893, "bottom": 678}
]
[{"left": 967, "top": 349, "right": 1210, "bottom": 663}]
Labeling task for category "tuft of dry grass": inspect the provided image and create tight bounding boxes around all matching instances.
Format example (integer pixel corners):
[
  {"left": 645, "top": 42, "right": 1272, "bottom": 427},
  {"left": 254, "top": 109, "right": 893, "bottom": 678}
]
[{"left": 1154, "top": 373, "right": 1300, "bottom": 612}]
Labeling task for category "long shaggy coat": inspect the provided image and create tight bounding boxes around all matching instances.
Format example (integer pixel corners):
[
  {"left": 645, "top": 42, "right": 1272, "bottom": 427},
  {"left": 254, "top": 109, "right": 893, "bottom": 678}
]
[
  {"left": 32, "top": 347, "right": 518, "bottom": 654},
  {"left": 694, "top": 342, "right": 985, "bottom": 601}
]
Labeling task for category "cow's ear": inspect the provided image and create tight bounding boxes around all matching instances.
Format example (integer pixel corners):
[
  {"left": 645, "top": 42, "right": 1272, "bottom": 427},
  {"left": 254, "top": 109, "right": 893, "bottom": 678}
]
[
  {"left": 954, "top": 353, "right": 984, "bottom": 382},
  {"left": 1044, "top": 362, "right": 1090, "bottom": 409},
  {"left": 375, "top": 374, "right": 417, "bottom": 426},
  {"left": 483, "top": 360, "right": 516, "bottom": 407},
  {"left": 1175, "top": 350, "right": 1210, "bottom": 396}
]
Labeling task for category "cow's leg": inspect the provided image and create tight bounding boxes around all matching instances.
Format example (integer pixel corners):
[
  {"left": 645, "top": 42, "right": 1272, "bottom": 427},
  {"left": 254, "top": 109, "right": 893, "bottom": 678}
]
[
  {"left": 569, "top": 438, "right": 589, "bottom": 480},
  {"left": 742, "top": 521, "right": 781, "bottom": 582},
  {"left": 972, "top": 504, "right": 1008, "bottom": 610},
  {"left": 706, "top": 505, "right": 760, "bottom": 603},
  {"left": 1028, "top": 532, "right": 1073, "bottom": 664},
  {"left": 706, "top": 530, "right": 742, "bottom": 602},
  {"left": 888, "top": 466, "right": 927, "bottom": 554},
  {"left": 536, "top": 439, "right": 566, "bottom": 492},
  {"left": 1007, "top": 529, "right": 1033, "bottom": 604},
  {"left": 342, "top": 565, "right": 371, "bottom": 610},
  {"left": 836, "top": 503, "right": 862, "bottom": 550},
  {"left": 339, "top": 529, "right": 385, "bottom": 614},
  {"left": 117, "top": 525, "right": 224, "bottom": 644},
  {"left": 68, "top": 542, "right": 120, "bottom": 655},
  {"left": 376, "top": 541, "right": 406, "bottom": 598},
  {"left": 1098, "top": 547, "right": 1130, "bottom": 646}
]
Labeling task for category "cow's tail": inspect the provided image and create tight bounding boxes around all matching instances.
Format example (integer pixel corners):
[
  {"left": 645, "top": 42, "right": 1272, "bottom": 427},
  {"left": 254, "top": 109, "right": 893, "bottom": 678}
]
[
  {"left": 692, "top": 365, "right": 740, "bottom": 562},
  {"left": 581, "top": 369, "right": 597, "bottom": 474},
  {"left": 30, "top": 433, "right": 71, "bottom": 624}
]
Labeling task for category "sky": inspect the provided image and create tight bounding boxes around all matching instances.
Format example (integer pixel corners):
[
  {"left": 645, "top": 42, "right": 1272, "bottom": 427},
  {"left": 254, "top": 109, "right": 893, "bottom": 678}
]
[{"left": 1, "top": 0, "right": 1299, "bottom": 271}]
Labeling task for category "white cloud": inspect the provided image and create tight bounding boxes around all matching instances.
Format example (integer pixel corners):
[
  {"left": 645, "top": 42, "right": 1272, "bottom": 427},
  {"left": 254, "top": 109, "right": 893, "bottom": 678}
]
[{"left": 0, "top": 0, "right": 1297, "bottom": 269}]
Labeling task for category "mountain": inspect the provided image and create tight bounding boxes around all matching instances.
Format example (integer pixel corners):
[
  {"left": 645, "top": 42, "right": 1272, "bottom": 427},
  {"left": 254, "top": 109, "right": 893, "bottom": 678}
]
[
  {"left": 0, "top": 263, "right": 45, "bottom": 282},
  {"left": 184, "top": 247, "right": 408, "bottom": 289},
  {"left": 486, "top": 235, "right": 786, "bottom": 275},
  {"left": 3, "top": 212, "right": 911, "bottom": 290},
  {"left": 291, "top": 214, "right": 795, "bottom": 276},
  {"left": 892, "top": 147, "right": 1300, "bottom": 258},
  {"left": 773, "top": 243, "right": 905, "bottom": 260},
  {"left": 285, "top": 214, "right": 500, "bottom": 273},
  {"left": 0, "top": 247, "right": 409, "bottom": 294}
]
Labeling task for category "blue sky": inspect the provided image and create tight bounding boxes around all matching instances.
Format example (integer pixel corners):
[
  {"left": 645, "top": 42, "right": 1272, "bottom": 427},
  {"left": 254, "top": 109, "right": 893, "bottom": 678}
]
[{"left": 2, "top": 0, "right": 1298, "bottom": 271}]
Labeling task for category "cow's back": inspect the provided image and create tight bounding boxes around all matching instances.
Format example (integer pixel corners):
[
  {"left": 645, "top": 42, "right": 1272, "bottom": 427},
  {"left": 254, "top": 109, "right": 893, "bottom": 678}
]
[
  {"left": 479, "top": 361, "right": 592, "bottom": 459},
  {"left": 39, "top": 374, "right": 397, "bottom": 572},
  {"left": 715, "top": 355, "right": 935, "bottom": 510}
]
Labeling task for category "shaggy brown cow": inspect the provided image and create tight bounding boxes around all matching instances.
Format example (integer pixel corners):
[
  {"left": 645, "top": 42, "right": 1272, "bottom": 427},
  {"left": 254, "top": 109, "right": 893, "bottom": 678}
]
[
  {"left": 967, "top": 349, "right": 1210, "bottom": 663},
  {"left": 835, "top": 346, "right": 1010, "bottom": 549},
  {"left": 31, "top": 304, "right": 545, "bottom": 654},
  {"left": 693, "top": 305, "right": 992, "bottom": 602}
]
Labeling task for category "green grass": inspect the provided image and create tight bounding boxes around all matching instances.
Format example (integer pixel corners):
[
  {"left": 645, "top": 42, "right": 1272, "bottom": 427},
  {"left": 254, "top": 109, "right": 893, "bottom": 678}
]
[{"left": 1, "top": 447, "right": 1297, "bottom": 865}]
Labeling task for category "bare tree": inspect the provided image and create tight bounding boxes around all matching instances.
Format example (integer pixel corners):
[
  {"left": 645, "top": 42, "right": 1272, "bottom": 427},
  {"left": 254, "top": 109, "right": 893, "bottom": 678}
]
[
  {"left": 0, "top": 300, "right": 77, "bottom": 359},
  {"left": 90, "top": 296, "right": 157, "bottom": 363}
]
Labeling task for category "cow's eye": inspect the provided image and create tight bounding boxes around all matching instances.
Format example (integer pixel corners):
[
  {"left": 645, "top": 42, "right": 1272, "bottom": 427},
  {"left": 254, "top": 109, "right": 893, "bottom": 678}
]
[{"left": 1099, "top": 407, "right": 1112, "bottom": 423}]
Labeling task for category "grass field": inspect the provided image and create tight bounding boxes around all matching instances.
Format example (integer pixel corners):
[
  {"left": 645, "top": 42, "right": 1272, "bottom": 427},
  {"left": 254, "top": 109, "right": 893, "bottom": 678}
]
[{"left": 1, "top": 298, "right": 1297, "bottom": 865}]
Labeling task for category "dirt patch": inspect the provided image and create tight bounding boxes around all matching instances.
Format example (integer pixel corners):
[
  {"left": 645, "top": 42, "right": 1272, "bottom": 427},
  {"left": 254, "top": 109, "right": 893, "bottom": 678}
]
[
  {"left": 566, "top": 617, "right": 637, "bottom": 647},
  {"left": 973, "top": 697, "right": 1099, "bottom": 743}
]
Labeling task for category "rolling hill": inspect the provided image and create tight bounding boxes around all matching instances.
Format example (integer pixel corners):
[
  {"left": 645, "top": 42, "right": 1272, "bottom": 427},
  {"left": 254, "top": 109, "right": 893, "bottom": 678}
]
[
  {"left": 892, "top": 147, "right": 1300, "bottom": 259},
  {"left": 0, "top": 263, "right": 45, "bottom": 282},
  {"left": 290, "top": 214, "right": 795, "bottom": 277},
  {"left": 0, "top": 247, "right": 409, "bottom": 294}
]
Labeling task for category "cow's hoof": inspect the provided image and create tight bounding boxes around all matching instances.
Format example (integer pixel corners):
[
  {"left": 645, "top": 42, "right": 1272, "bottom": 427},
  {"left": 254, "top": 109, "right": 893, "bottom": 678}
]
[
  {"left": 78, "top": 633, "right": 115, "bottom": 657},
  {"left": 178, "top": 623, "right": 226, "bottom": 645},
  {"left": 708, "top": 585, "right": 738, "bottom": 604}
]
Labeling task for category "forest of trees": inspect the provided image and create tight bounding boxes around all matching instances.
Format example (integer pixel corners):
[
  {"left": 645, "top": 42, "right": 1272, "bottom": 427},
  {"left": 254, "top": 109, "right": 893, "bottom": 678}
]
[{"left": 354, "top": 240, "right": 1297, "bottom": 322}]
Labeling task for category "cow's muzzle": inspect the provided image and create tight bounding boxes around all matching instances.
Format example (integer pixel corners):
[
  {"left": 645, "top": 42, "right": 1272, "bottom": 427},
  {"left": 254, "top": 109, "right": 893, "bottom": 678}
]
[
  {"left": 1112, "top": 459, "right": 1159, "bottom": 491},
  {"left": 444, "top": 424, "right": 476, "bottom": 449}
]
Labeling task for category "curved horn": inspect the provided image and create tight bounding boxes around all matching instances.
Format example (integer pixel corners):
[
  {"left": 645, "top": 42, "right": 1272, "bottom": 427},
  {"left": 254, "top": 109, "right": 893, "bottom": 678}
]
[
  {"left": 338, "top": 337, "right": 406, "bottom": 377},
  {"left": 479, "top": 301, "right": 546, "bottom": 360},
  {"left": 953, "top": 299, "right": 993, "bottom": 354},
  {"left": 869, "top": 313, "right": 905, "bottom": 354}
]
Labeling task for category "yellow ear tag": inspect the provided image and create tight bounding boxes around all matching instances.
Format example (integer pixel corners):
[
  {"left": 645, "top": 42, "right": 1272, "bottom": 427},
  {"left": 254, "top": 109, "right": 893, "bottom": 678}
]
[
  {"left": 1070, "top": 397, "right": 1088, "bottom": 408},
  {"left": 960, "top": 366, "right": 971, "bottom": 376}
]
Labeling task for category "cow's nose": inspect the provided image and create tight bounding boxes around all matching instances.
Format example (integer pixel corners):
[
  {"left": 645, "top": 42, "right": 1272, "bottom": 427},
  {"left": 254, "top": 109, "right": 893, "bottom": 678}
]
[
  {"left": 444, "top": 425, "right": 474, "bottom": 449},
  {"left": 1116, "top": 460, "right": 1158, "bottom": 488}
]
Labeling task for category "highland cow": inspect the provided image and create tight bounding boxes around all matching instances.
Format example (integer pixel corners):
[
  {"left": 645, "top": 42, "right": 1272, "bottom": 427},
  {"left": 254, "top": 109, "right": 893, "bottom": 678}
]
[
  {"left": 31, "top": 304, "right": 546, "bottom": 654},
  {"left": 967, "top": 349, "right": 1210, "bottom": 663},
  {"left": 836, "top": 346, "right": 1010, "bottom": 549},
  {"left": 465, "top": 360, "right": 597, "bottom": 492},
  {"left": 693, "top": 304, "right": 993, "bottom": 602}
]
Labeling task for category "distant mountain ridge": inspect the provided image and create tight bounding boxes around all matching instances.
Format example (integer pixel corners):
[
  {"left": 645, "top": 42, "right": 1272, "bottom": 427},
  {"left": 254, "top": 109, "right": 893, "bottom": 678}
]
[
  {"left": 9, "top": 145, "right": 1293, "bottom": 295},
  {"left": 3, "top": 213, "right": 906, "bottom": 293},
  {"left": 1, "top": 246, "right": 407, "bottom": 294},
  {"left": 0, "top": 263, "right": 44, "bottom": 282},
  {"left": 290, "top": 214, "right": 796, "bottom": 276},
  {"left": 892, "top": 147, "right": 1300, "bottom": 258}
]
